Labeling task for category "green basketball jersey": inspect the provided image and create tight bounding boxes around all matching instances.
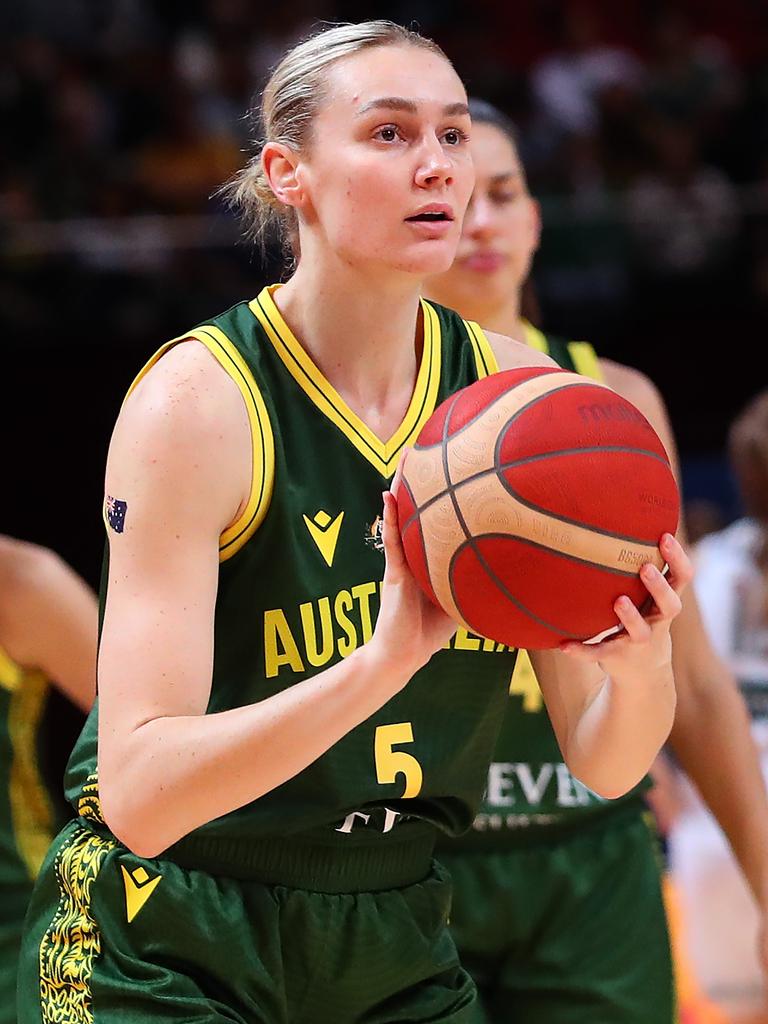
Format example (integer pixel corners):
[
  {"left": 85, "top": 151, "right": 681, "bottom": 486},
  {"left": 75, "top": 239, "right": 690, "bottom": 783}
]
[
  {"left": 66, "top": 286, "right": 519, "bottom": 856},
  {"left": 446, "top": 323, "right": 651, "bottom": 852},
  {"left": 0, "top": 644, "right": 54, "bottom": 889}
]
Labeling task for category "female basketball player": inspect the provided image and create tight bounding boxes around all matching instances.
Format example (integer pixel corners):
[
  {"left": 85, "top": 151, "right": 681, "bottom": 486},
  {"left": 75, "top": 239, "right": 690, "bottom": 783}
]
[
  {"left": 19, "top": 25, "right": 689, "bottom": 1023},
  {"left": 425, "top": 99, "right": 768, "bottom": 1024},
  {"left": 0, "top": 535, "right": 96, "bottom": 1024}
]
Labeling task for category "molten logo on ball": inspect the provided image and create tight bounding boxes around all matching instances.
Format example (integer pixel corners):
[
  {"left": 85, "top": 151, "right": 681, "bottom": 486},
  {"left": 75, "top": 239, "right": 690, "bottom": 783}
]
[{"left": 396, "top": 366, "right": 679, "bottom": 650}]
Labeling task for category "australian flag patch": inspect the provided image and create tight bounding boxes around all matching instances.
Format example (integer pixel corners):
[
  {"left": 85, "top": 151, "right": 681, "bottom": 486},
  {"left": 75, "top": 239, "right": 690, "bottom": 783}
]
[{"left": 105, "top": 495, "right": 127, "bottom": 533}]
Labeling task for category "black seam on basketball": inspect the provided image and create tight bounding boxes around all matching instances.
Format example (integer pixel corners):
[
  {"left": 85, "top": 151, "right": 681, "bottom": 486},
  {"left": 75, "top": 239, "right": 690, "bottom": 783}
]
[
  {"left": 496, "top": 444, "right": 669, "bottom": 469},
  {"left": 400, "top": 446, "right": 673, "bottom": 541},
  {"left": 400, "top": 475, "right": 438, "bottom": 602},
  {"left": 447, "top": 540, "right": 582, "bottom": 640},
  {"left": 413, "top": 378, "right": 599, "bottom": 450},
  {"left": 439, "top": 395, "right": 585, "bottom": 630},
  {"left": 492, "top": 433, "right": 672, "bottom": 545},
  {"left": 467, "top": 532, "right": 640, "bottom": 577},
  {"left": 441, "top": 392, "right": 472, "bottom": 546},
  {"left": 502, "top": 381, "right": 652, "bottom": 436}
]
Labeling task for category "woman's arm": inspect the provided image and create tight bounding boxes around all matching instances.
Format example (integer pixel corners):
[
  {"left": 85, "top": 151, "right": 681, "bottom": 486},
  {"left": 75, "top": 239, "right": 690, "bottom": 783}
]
[
  {"left": 530, "top": 534, "right": 688, "bottom": 798},
  {"left": 97, "top": 341, "right": 455, "bottom": 858},
  {"left": 604, "top": 359, "right": 768, "bottom": 971},
  {"left": 483, "top": 331, "right": 688, "bottom": 797},
  {"left": 0, "top": 538, "right": 97, "bottom": 711}
]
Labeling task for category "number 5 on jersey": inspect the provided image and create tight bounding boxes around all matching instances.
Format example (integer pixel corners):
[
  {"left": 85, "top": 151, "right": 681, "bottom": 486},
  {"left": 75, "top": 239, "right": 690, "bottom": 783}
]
[{"left": 375, "top": 723, "right": 423, "bottom": 798}]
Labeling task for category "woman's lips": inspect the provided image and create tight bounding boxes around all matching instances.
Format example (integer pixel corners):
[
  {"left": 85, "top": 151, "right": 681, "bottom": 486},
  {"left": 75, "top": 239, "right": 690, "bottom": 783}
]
[
  {"left": 405, "top": 218, "right": 455, "bottom": 239},
  {"left": 462, "top": 251, "right": 507, "bottom": 273}
]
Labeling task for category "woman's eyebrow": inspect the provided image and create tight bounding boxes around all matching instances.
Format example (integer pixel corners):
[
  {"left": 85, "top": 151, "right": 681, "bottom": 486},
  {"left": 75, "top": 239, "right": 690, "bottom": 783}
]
[{"left": 357, "top": 97, "right": 470, "bottom": 117}]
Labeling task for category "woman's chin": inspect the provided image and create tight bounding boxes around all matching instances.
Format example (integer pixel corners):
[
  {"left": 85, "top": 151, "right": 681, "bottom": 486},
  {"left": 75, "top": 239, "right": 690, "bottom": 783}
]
[{"left": 397, "top": 244, "right": 461, "bottom": 278}]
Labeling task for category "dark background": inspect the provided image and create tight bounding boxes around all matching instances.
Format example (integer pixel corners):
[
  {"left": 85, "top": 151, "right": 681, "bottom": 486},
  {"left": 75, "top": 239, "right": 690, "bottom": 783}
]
[{"left": 4, "top": 0, "right": 768, "bottom": 595}]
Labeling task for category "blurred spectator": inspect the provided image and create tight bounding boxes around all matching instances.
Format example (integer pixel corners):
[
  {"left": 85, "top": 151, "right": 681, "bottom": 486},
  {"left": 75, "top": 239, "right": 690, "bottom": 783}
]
[
  {"left": 1, "top": 0, "right": 766, "bottom": 458},
  {"left": 671, "top": 390, "right": 768, "bottom": 1019},
  {"left": 530, "top": 4, "right": 644, "bottom": 150},
  {"left": 644, "top": 9, "right": 742, "bottom": 133},
  {"left": 135, "top": 86, "right": 240, "bottom": 214},
  {"left": 626, "top": 119, "right": 739, "bottom": 279},
  {"left": 685, "top": 498, "right": 727, "bottom": 547},
  {"left": 695, "top": 391, "right": 768, "bottom": 683},
  {"left": 749, "top": 153, "right": 768, "bottom": 309}
]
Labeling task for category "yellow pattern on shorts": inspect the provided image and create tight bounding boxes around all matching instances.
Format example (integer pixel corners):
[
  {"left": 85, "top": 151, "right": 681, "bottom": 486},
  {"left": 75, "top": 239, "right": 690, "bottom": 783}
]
[
  {"left": 39, "top": 826, "right": 115, "bottom": 1023},
  {"left": 77, "top": 772, "right": 105, "bottom": 826}
]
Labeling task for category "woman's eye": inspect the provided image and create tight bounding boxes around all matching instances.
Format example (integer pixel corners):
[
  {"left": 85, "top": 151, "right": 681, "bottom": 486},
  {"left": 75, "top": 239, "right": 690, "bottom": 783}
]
[
  {"left": 443, "top": 129, "right": 468, "bottom": 146},
  {"left": 376, "top": 126, "right": 400, "bottom": 142}
]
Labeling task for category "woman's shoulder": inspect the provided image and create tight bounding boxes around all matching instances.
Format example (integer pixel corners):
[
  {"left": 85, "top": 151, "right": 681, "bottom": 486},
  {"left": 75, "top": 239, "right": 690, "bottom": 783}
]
[
  {"left": 110, "top": 340, "right": 253, "bottom": 517},
  {"left": 124, "top": 340, "right": 245, "bottom": 433},
  {"left": 483, "top": 330, "right": 558, "bottom": 372}
]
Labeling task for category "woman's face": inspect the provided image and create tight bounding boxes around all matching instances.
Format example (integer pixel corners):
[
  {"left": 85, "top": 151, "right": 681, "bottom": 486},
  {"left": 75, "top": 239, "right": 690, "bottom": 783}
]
[
  {"left": 295, "top": 44, "right": 475, "bottom": 277},
  {"left": 426, "top": 121, "right": 540, "bottom": 314}
]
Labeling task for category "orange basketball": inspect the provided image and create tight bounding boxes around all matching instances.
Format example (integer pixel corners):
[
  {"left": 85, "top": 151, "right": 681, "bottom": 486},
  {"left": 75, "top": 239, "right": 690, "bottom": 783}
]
[{"left": 396, "top": 366, "right": 680, "bottom": 649}]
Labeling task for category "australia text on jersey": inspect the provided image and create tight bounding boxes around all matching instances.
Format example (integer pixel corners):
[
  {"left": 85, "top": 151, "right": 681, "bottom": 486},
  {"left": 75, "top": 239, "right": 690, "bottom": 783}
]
[{"left": 263, "top": 578, "right": 512, "bottom": 678}]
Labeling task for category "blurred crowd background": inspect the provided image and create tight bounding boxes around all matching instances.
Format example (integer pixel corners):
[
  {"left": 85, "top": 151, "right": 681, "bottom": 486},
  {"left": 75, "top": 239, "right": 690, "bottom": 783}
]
[
  {"left": 3, "top": 4, "right": 768, "bottom": 1017},
  {"left": 3, "top": 0, "right": 767, "bottom": 576}
]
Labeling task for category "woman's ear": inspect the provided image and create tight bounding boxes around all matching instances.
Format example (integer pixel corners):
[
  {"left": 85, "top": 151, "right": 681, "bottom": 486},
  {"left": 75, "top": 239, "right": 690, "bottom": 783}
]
[{"left": 262, "top": 142, "right": 304, "bottom": 210}]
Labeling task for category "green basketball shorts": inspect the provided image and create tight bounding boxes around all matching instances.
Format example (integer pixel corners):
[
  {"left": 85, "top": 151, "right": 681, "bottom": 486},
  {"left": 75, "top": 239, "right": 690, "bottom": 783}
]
[
  {"left": 439, "top": 809, "right": 673, "bottom": 1024},
  {"left": 18, "top": 818, "right": 478, "bottom": 1023}
]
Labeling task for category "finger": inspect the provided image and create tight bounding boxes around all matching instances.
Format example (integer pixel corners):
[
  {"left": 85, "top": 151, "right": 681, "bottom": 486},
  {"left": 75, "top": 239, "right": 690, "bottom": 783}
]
[
  {"left": 561, "top": 631, "right": 635, "bottom": 662},
  {"left": 559, "top": 638, "right": 610, "bottom": 662},
  {"left": 381, "top": 490, "right": 407, "bottom": 574},
  {"left": 614, "top": 593, "right": 653, "bottom": 642},
  {"left": 390, "top": 447, "right": 410, "bottom": 501},
  {"left": 560, "top": 620, "right": 630, "bottom": 660},
  {"left": 639, "top": 562, "right": 683, "bottom": 621},
  {"left": 559, "top": 642, "right": 600, "bottom": 662},
  {"left": 658, "top": 533, "right": 693, "bottom": 596}
]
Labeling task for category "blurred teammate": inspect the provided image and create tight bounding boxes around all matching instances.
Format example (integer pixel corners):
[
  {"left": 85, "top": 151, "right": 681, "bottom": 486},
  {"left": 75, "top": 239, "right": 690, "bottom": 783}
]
[
  {"left": 18, "top": 24, "right": 688, "bottom": 1024},
  {"left": 672, "top": 390, "right": 768, "bottom": 1020},
  {"left": 0, "top": 535, "right": 96, "bottom": 1024},
  {"left": 425, "top": 98, "right": 766, "bottom": 1024}
]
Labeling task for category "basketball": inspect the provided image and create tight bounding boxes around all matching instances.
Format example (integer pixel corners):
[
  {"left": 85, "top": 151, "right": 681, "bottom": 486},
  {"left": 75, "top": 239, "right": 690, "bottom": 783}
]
[{"left": 396, "top": 366, "right": 680, "bottom": 649}]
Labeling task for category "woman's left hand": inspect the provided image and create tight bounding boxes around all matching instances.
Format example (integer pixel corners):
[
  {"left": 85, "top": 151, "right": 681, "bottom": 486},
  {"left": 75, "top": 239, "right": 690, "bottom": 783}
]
[{"left": 558, "top": 533, "right": 692, "bottom": 680}]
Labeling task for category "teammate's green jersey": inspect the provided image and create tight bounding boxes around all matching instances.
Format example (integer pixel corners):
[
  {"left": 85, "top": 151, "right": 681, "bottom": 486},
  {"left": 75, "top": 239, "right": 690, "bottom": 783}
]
[
  {"left": 447, "top": 323, "right": 651, "bottom": 852},
  {"left": 0, "top": 643, "right": 53, "bottom": 889},
  {"left": 66, "top": 286, "right": 518, "bottom": 862}
]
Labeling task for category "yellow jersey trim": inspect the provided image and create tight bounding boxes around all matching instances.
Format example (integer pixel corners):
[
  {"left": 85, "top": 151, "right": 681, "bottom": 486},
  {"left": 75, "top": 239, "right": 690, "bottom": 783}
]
[
  {"left": 123, "top": 327, "right": 275, "bottom": 562},
  {"left": 567, "top": 341, "right": 603, "bottom": 382},
  {"left": 2, "top": 642, "right": 54, "bottom": 880},
  {"left": 522, "top": 322, "right": 603, "bottom": 382},
  {"left": 463, "top": 320, "right": 499, "bottom": 378},
  {"left": 249, "top": 286, "right": 441, "bottom": 478},
  {"left": 0, "top": 644, "right": 21, "bottom": 692},
  {"left": 522, "top": 320, "right": 549, "bottom": 353}
]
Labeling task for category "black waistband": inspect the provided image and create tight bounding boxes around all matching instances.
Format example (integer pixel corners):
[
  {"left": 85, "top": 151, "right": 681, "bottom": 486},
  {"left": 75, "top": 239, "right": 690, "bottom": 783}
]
[{"left": 79, "top": 816, "right": 436, "bottom": 893}]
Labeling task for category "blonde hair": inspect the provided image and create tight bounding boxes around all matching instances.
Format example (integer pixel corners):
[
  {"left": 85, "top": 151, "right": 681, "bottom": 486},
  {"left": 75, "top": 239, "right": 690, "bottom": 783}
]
[{"left": 223, "top": 20, "right": 448, "bottom": 255}]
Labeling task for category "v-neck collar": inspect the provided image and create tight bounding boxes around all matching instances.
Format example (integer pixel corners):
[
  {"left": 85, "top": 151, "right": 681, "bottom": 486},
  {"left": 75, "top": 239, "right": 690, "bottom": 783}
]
[{"left": 249, "top": 285, "right": 442, "bottom": 478}]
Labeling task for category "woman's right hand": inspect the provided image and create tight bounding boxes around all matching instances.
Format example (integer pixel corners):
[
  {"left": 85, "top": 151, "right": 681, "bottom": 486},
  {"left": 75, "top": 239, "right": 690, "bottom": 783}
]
[{"left": 369, "top": 454, "right": 457, "bottom": 682}]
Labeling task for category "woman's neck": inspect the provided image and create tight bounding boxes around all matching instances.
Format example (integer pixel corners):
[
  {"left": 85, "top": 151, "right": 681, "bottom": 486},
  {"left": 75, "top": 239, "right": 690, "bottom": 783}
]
[
  {"left": 471, "top": 290, "right": 527, "bottom": 344},
  {"left": 273, "top": 253, "right": 425, "bottom": 439}
]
